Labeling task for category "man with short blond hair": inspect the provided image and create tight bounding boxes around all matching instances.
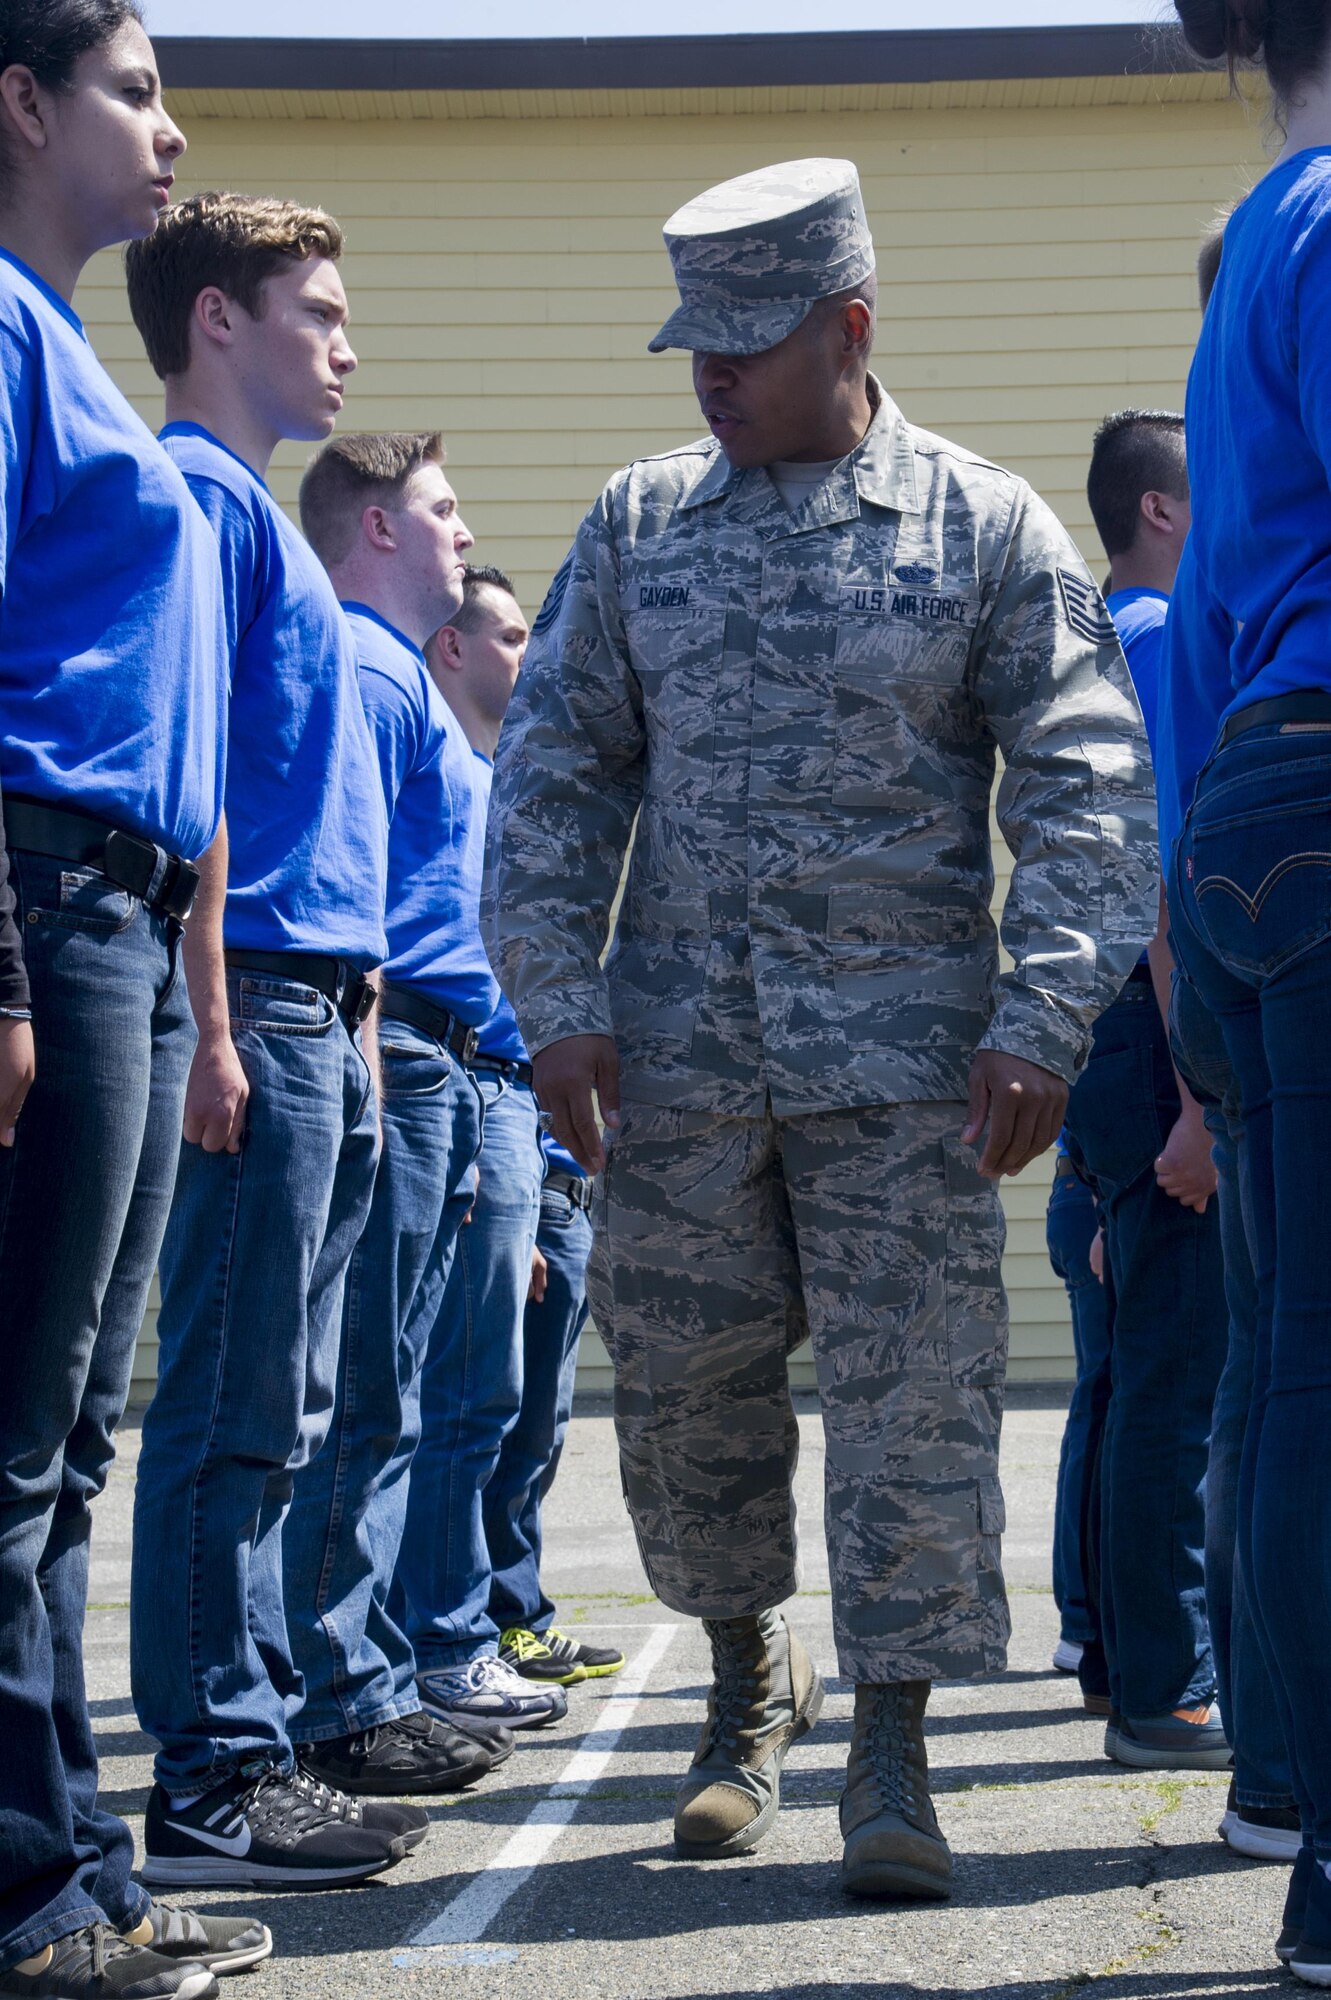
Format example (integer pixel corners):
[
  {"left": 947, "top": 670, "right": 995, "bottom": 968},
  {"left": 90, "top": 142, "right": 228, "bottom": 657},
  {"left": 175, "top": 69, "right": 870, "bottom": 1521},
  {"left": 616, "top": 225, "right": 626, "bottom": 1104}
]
[{"left": 124, "top": 193, "right": 414, "bottom": 1889}]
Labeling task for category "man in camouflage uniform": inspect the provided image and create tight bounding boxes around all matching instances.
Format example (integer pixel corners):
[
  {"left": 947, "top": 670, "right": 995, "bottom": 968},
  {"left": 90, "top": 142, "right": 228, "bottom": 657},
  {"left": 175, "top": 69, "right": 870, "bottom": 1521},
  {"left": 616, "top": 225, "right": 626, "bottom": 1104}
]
[{"left": 486, "top": 159, "right": 1157, "bottom": 1898}]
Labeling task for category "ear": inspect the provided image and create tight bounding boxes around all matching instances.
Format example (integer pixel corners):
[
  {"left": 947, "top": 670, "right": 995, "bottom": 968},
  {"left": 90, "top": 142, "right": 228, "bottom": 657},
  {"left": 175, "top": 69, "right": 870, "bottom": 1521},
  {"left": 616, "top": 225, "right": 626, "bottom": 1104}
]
[
  {"left": 0, "top": 65, "right": 52, "bottom": 157},
  {"left": 361, "top": 504, "right": 396, "bottom": 555},
  {"left": 1140, "top": 489, "right": 1186, "bottom": 538},
  {"left": 840, "top": 299, "right": 874, "bottom": 361},
  {"left": 432, "top": 623, "right": 464, "bottom": 672},
  {"left": 193, "top": 286, "right": 238, "bottom": 352}
]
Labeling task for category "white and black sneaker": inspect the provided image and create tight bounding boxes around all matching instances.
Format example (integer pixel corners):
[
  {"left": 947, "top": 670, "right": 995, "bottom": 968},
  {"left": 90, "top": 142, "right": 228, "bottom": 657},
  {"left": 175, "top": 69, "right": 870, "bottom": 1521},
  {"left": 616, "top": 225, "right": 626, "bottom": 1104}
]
[
  {"left": 289, "top": 1765, "right": 430, "bottom": 1853},
  {"left": 417, "top": 1656, "right": 567, "bottom": 1730},
  {"left": 141, "top": 1764, "right": 400, "bottom": 1888}
]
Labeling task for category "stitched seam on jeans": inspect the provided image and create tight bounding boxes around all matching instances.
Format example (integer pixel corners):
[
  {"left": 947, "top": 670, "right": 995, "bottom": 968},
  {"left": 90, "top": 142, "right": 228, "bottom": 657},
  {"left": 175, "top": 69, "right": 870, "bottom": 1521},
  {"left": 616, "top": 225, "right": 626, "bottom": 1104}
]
[
  {"left": 185, "top": 1142, "right": 247, "bottom": 1734},
  {"left": 1195, "top": 849, "right": 1331, "bottom": 919}
]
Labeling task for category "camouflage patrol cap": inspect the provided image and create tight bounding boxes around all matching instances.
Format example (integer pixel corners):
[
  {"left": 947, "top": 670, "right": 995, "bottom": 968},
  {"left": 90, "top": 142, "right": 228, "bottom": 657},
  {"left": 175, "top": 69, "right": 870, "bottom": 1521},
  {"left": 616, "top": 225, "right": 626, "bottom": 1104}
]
[{"left": 648, "top": 157, "right": 875, "bottom": 357}]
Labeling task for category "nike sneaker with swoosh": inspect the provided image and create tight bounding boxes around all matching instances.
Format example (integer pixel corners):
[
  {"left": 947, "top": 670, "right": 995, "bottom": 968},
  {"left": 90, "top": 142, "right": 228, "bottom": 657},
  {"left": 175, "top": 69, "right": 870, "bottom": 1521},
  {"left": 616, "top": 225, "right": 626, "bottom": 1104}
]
[{"left": 141, "top": 1765, "right": 401, "bottom": 1888}]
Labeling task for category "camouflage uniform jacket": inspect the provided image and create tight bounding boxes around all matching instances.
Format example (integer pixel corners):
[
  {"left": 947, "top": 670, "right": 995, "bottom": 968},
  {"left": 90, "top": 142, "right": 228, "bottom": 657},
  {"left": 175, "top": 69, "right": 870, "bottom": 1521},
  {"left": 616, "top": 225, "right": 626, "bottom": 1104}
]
[{"left": 487, "top": 378, "right": 1158, "bottom": 1117}]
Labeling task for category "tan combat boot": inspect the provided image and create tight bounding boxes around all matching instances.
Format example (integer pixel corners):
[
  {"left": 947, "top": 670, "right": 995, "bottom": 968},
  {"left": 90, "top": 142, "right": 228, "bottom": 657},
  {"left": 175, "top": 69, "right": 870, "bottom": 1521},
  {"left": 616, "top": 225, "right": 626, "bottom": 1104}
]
[
  {"left": 840, "top": 1680, "right": 953, "bottom": 1899},
  {"left": 673, "top": 1609, "right": 824, "bottom": 1859}
]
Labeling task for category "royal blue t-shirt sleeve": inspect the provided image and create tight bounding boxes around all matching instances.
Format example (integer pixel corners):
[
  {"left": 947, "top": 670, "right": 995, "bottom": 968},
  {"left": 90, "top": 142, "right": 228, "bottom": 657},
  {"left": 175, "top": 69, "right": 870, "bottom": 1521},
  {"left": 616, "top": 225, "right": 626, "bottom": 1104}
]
[
  {"left": 357, "top": 664, "right": 427, "bottom": 824},
  {"left": 1289, "top": 200, "right": 1331, "bottom": 478},
  {"left": 1157, "top": 542, "right": 1235, "bottom": 865},
  {"left": 0, "top": 322, "right": 36, "bottom": 596},
  {"left": 180, "top": 473, "right": 262, "bottom": 676}
]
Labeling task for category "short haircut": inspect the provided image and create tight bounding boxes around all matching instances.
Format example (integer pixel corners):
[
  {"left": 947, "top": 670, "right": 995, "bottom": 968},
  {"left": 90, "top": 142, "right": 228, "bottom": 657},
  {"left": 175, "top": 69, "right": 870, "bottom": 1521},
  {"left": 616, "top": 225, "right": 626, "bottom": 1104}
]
[
  {"left": 447, "top": 563, "right": 519, "bottom": 635},
  {"left": 298, "top": 432, "right": 445, "bottom": 568},
  {"left": 1086, "top": 409, "right": 1189, "bottom": 560},
  {"left": 1197, "top": 207, "right": 1231, "bottom": 311},
  {"left": 0, "top": 0, "right": 141, "bottom": 189},
  {"left": 125, "top": 190, "right": 343, "bottom": 380}
]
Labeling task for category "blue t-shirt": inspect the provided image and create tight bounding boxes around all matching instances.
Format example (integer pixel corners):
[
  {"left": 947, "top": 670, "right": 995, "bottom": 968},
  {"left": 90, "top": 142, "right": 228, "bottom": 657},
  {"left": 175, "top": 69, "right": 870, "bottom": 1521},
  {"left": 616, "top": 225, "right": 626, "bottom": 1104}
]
[
  {"left": 1106, "top": 588, "right": 1167, "bottom": 759},
  {"left": 1108, "top": 587, "right": 1168, "bottom": 964},
  {"left": 468, "top": 749, "right": 530, "bottom": 1065},
  {"left": 1184, "top": 147, "right": 1331, "bottom": 716},
  {"left": 162, "top": 425, "right": 387, "bottom": 969},
  {"left": 540, "top": 1128, "right": 586, "bottom": 1180},
  {"left": 349, "top": 603, "right": 502, "bottom": 1021},
  {"left": 1157, "top": 541, "right": 1237, "bottom": 869},
  {"left": 0, "top": 251, "right": 225, "bottom": 857}
]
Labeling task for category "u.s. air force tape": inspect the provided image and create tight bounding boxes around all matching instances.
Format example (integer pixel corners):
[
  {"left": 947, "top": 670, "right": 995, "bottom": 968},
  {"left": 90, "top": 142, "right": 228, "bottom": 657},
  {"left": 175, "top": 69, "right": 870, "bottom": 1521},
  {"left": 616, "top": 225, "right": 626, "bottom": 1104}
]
[
  {"left": 531, "top": 551, "right": 574, "bottom": 638},
  {"left": 1057, "top": 568, "right": 1118, "bottom": 647}
]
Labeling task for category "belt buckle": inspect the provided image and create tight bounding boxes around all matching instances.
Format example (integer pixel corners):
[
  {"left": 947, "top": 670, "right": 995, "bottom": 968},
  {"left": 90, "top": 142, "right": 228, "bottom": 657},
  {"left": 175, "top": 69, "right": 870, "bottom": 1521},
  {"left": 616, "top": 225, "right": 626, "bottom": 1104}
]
[
  {"left": 341, "top": 970, "right": 376, "bottom": 1027},
  {"left": 460, "top": 1024, "right": 479, "bottom": 1064}
]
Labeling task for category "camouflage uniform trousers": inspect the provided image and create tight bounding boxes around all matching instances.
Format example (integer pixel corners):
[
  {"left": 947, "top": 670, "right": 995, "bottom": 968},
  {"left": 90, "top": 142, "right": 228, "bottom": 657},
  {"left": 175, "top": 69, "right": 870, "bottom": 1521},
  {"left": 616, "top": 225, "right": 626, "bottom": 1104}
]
[{"left": 588, "top": 1096, "right": 1011, "bottom": 1685}]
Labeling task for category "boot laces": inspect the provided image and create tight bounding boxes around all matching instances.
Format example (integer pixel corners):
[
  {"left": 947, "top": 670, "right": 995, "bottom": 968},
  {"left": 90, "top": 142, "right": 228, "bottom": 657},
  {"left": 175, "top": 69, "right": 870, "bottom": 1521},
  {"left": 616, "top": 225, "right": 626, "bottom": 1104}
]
[
  {"left": 702, "top": 1626, "right": 764, "bottom": 1755},
  {"left": 863, "top": 1688, "right": 919, "bottom": 1816}
]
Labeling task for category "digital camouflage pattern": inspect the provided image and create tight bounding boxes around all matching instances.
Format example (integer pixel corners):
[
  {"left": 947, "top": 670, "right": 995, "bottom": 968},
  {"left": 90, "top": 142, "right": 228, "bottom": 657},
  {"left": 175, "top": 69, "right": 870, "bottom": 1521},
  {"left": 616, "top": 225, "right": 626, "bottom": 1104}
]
[
  {"left": 589, "top": 1098, "right": 1010, "bottom": 1682},
  {"left": 487, "top": 375, "right": 1159, "bottom": 1119},
  {"left": 649, "top": 156, "right": 876, "bottom": 357}
]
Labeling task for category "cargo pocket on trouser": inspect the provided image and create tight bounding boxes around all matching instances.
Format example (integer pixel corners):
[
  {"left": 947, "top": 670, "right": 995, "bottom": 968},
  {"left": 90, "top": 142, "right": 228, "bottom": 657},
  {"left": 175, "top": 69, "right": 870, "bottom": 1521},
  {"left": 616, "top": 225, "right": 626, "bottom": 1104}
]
[{"left": 976, "top": 1473, "right": 1011, "bottom": 1669}]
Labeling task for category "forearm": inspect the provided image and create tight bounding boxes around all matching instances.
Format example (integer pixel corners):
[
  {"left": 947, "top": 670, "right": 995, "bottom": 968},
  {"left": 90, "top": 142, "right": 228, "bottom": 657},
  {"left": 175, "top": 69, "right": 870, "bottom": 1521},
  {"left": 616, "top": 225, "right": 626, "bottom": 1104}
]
[{"left": 181, "top": 818, "right": 232, "bottom": 1041}]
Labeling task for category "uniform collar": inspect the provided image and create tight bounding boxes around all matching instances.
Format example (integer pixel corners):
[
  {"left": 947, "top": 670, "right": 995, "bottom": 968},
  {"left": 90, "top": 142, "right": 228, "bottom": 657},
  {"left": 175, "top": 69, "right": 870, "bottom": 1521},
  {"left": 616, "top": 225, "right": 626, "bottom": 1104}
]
[{"left": 677, "top": 374, "right": 920, "bottom": 532}]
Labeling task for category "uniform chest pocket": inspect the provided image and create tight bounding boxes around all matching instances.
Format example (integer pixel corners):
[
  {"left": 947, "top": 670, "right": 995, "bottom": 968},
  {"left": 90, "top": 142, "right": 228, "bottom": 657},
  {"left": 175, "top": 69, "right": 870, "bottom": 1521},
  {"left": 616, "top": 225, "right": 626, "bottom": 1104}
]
[
  {"left": 624, "top": 591, "right": 728, "bottom": 804},
  {"left": 834, "top": 584, "right": 973, "bottom": 684},
  {"left": 831, "top": 589, "right": 973, "bottom": 805}
]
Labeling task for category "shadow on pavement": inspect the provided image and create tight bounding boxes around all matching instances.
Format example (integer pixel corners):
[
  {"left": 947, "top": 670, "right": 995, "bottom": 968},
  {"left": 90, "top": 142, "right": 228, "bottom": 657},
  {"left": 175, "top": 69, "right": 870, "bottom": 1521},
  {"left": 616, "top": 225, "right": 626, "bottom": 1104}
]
[{"left": 185, "top": 1835, "right": 1258, "bottom": 1961}]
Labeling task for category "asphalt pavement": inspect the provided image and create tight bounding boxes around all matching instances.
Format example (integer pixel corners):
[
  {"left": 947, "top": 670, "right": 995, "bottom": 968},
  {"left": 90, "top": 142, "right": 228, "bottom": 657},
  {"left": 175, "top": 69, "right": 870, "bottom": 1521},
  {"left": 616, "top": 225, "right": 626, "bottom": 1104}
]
[{"left": 87, "top": 1389, "right": 1289, "bottom": 2000}]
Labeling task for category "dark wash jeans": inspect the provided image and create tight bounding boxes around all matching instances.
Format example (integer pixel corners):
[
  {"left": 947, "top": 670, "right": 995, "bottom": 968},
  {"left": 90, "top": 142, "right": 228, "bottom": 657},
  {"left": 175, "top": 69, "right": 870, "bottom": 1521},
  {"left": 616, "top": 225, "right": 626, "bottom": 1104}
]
[
  {"left": 394, "top": 1075, "right": 543, "bottom": 1668},
  {"left": 1046, "top": 1165, "right": 1110, "bottom": 1650},
  {"left": 283, "top": 1020, "right": 483, "bottom": 1740},
  {"left": 485, "top": 1182, "right": 593, "bottom": 1636},
  {"left": 0, "top": 853, "right": 192, "bottom": 1970},
  {"left": 1062, "top": 975, "right": 1227, "bottom": 1721},
  {"left": 1169, "top": 965, "right": 1294, "bottom": 1810},
  {"left": 132, "top": 966, "right": 378, "bottom": 1794},
  {"left": 1171, "top": 721, "right": 1331, "bottom": 1852}
]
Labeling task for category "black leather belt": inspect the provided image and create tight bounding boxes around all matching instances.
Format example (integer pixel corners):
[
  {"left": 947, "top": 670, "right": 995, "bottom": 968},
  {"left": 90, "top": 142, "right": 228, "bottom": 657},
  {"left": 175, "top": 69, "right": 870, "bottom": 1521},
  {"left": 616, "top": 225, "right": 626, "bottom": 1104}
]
[
  {"left": 469, "top": 1050, "right": 534, "bottom": 1088},
  {"left": 223, "top": 948, "right": 376, "bottom": 1027},
  {"left": 1053, "top": 1154, "right": 1079, "bottom": 1182},
  {"left": 1218, "top": 689, "right": 1331, "bottom": 748},
  {"left": 5, "top": 794, "right": 199, "bottom": 924},
  {"left": 544, "top": 1167, "right": 593, "bottom": 1211},
  {"left": 380, "top": 981, "right": 478, "bottom": 1062}
]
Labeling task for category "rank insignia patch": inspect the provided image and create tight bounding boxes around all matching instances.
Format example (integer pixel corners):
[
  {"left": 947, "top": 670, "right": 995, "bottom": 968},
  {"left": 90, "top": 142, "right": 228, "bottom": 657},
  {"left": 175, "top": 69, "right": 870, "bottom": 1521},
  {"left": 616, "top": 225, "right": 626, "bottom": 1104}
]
[
  {"left": 531, "top": 551, "right": 574, "bottom": 638},
  {"left": 1057, "top": 568, "right": 1118, "bottom": 647}
]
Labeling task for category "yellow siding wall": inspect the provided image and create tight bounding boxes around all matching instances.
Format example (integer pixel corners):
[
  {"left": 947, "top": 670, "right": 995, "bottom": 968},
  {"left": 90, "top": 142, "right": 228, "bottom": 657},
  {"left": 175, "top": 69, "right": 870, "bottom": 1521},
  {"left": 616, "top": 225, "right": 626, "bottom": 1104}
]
[{"left": 111, "top": 81, "right": 1266, "bottom": 1395}]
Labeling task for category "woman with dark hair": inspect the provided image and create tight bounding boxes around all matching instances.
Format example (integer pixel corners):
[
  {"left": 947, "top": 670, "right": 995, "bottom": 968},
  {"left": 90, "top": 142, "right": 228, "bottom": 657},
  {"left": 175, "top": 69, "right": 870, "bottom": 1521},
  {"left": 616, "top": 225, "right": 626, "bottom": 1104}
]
[
  {"left": 0, "top": 6, "right": 265, "bottom": 1995},
  {"left": 1168, "top": 0, "right": 1331, "bottom": 1985}
]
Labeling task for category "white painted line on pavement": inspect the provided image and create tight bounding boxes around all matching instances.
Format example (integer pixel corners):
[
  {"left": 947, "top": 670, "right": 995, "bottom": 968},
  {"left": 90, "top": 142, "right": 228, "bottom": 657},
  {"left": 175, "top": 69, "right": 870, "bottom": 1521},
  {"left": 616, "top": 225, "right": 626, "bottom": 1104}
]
[{"left": 402, "top": 1621, "right": 678, "bottom": 1953}]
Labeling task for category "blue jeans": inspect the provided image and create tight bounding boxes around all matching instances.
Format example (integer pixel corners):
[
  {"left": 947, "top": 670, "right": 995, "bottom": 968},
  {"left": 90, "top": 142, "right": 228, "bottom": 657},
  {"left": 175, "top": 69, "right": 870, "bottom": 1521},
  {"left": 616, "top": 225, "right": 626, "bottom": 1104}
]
[
  {"left": 1169, "top": 964, "right": 1294, "bottom": 1810},
  {"left": 283, "top": 1021, "right": 483, "bottom": 1740},
  {"left": 393, "top": 1073, "right": 543, "bottom": 1668},
  {"left": 1062, "top": 975, "right": 1227, "bottom": 1720},
  {"left": 1171, "top": 721, "right": 1331, "bottom": 1851},
  {"left": 1046, "top": 1165, "right": 1110, "bottom": 1649},
  {"left": 485, "top": 1183, "right": 593, "bottom": 1635},
  {"left": 0, "top": 853, "right": 192, "bottom": 1970},
  {"left": 131, "top": 966, "right": 378, "bottom": 1793}
]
